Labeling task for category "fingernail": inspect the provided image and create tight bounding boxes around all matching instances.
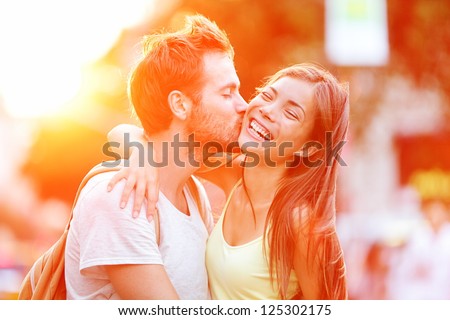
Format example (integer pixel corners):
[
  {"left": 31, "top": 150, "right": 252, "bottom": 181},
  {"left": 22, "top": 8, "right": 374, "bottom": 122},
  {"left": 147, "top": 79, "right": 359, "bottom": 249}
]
[
  {"left": 120, "top": 202, "right": 126, "bottom": 209},
  {"left": 107, "top": 185, "right": 111, "bottom": 192},
  {"left": 133, "top": 210, "right": 139, "bottom": 218}
]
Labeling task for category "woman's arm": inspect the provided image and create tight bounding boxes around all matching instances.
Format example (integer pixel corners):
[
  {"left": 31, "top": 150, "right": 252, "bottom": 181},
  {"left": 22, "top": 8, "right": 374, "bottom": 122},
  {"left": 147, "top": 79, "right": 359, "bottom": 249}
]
[
  {"left": 105, "top": 264, "right": 179, "bottom": 299},
  {"left": 105, "top": 124, "right": 245, "bottom": 217},
  {"left": 107, "top": 123, "right": 146, "bottom": 156},
  {"left": 292, "top": 216, "right": 322, "bottom": 300},
  {"left": 293, "top": 221, "right": 347, "bottom": 300},
  {"left": 106, "top": 124, "right": 159, "bottom": 219}
]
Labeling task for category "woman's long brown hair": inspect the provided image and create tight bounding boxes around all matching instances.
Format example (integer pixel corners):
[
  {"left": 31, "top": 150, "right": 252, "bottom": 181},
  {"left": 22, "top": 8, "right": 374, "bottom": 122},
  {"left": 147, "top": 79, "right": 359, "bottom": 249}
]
[{"left": 261, "top": 63, "right": 350, "bottom": 299}]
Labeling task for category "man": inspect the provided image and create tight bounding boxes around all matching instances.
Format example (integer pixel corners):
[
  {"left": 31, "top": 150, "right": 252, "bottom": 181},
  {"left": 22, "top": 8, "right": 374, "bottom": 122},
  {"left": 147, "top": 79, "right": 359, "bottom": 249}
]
[{"left": 64, "top": 14, "right": 247, "bottom": 299}]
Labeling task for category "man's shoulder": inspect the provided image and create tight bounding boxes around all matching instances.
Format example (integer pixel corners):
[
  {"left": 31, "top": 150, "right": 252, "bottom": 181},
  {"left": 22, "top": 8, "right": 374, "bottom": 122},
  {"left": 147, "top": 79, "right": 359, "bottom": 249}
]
[
  {"left": 76, "top": 171, "right": 124, "bottom": 209},
  {"left": 81, "top": 170, "right": 117, "bottom": 193}
]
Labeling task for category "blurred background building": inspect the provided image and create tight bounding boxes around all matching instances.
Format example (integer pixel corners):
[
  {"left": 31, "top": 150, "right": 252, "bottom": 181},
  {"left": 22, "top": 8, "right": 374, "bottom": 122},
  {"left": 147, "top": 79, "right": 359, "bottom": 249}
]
[{"left": 1, "top": 0, "right": 449, "bottom": 299}]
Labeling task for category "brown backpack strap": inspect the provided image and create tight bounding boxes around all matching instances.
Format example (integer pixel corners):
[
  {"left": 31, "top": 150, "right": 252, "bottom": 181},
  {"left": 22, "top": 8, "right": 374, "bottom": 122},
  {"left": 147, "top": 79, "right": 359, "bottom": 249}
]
[
  {"left": 186, "top": 176, "right": 209, "bottom": 228},
  {"left": 153, "top": 208, "right": 160, "bottom": 245},
  {"left": 67, "top": 161, "right": 161, "bottom": 245},
  {"left": 65, "top": 162, "right": 121, "bottom": 230}
]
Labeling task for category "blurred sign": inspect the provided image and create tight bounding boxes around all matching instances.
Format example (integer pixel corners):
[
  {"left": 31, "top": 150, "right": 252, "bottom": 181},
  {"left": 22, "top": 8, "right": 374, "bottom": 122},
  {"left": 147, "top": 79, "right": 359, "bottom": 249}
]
[
  {"left": 325, "top": 0, "right": 389, "bottom": 66},
  {"left": 395, "top": 133, "right": 450, "bottom": 202}
]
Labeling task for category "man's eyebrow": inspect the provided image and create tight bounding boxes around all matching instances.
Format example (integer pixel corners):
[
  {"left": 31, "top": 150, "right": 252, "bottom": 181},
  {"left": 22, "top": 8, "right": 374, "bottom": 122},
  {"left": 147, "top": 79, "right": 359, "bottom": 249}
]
[
  {"left": 219, "top": 82, "right": 240, "bottom": 91},
  {"left": 269, "top": 86, "right": 305, "bottom": 115}
]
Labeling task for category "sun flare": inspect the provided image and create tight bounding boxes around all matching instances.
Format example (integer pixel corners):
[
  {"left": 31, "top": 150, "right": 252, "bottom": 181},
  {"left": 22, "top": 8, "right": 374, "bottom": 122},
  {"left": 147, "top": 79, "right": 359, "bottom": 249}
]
[{"left": 0, "top": 0, "right": 154, "bottom": 118}]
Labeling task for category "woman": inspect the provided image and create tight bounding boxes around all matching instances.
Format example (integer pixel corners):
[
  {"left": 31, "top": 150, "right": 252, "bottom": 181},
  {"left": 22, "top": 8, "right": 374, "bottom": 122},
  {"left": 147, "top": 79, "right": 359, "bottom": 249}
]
[{"left": 108, "top": 63, "right": 349, "bottom": 299}]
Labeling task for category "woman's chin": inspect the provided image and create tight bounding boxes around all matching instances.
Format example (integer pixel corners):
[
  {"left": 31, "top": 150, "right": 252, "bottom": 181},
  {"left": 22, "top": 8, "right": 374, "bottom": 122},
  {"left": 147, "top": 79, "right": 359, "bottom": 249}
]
[
  {"left": 238, "top": 133, "right": 264, "bottom": 149},
  {"left": 197, "top": 152, "right": 239, "bottom": 173}
]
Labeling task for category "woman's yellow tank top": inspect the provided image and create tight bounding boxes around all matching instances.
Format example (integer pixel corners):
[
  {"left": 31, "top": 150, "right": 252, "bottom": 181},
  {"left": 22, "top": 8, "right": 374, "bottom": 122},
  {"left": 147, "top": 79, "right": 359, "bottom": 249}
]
[{"left": 206, "top": 179, "right": 299, "bottom": 299}]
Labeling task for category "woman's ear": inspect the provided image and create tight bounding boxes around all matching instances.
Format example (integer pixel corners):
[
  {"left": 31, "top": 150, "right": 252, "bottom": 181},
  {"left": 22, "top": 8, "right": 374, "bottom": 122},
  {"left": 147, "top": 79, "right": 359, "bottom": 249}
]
[{"left": 168, "top": 90, "right": 191, "bottom": 121}]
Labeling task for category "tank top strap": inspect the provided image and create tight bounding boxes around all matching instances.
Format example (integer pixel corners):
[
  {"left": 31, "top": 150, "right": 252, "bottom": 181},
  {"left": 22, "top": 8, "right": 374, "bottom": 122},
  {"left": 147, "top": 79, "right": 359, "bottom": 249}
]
[{"left": 221, "top": 178, "right": 242, "bottom": 216}]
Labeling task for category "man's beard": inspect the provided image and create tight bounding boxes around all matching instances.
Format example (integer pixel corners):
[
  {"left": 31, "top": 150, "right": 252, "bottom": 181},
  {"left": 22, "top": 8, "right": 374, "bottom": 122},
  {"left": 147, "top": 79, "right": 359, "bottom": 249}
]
[{"left": 186, "top": 101, "right": 242, "bottom": 152}]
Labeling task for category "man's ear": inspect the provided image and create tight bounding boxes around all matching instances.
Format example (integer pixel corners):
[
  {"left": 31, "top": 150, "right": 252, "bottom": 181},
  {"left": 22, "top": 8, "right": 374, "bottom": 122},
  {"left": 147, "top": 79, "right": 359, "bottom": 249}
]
[{"left": 168, "top": 90, "right": 191, "bottom": 121}]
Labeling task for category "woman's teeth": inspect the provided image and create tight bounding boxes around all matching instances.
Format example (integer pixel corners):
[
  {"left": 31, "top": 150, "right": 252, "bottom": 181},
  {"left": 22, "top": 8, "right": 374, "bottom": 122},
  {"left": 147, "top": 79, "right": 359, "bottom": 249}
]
[{"left": 250, "top": 119, "right": 272, "bottom": 140}]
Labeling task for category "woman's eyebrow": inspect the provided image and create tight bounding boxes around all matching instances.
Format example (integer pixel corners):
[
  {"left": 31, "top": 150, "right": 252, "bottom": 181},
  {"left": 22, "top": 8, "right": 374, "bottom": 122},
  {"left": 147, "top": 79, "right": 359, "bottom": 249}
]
[
  {"left": 270, "top": 86, "right": 305, "bottom": 115},
  {"left": 288, "top": 100, "right": 305, "bottom": 116},
  {"left": 268, "top": 86, "right": 278, "bottom": 96}
]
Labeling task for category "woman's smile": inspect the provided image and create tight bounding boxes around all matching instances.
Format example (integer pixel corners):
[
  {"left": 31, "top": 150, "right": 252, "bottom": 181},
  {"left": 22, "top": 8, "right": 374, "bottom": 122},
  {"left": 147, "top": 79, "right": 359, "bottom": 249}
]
[{"left": 247, "top": 118, "right": 274, "bottom": 141}]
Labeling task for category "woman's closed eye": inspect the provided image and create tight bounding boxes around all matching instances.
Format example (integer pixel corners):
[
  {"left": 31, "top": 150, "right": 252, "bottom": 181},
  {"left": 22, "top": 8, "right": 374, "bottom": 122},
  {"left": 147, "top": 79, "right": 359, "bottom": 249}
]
[
  {"left": 261, "top": 91, "right": 272, "bottom": 101},
  {"left": 285, "top": 109, "right": 300, "bottom": 121}
]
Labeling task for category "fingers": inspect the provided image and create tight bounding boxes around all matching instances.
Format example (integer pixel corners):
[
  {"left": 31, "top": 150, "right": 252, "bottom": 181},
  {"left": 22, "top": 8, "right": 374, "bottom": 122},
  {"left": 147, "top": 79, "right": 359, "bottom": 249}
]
[
  {"left": 107, "top": 170, "right": 127, "bottom": 192},
  {"left": 146, "top": 200, "right": 156, "bottom": 223},
  {"left": 146, "top": 176, "right": 159, "bottom": 221},
  {"left": 107, "top": 169, "right": 137, "bottom": 212},
  {"left": 105, "top": 153, "right": 160, "bottom": 221},
  {"left": 119, "top": 175, "right": 137, "bottom": 209},
  {"left": 132, "top": 180, "right": 146, "bottom": 218}
]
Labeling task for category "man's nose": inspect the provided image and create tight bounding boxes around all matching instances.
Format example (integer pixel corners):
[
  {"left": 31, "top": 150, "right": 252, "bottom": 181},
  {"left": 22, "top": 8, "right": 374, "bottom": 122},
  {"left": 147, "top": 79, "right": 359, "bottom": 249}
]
[{"left": 235, "top": 93, "right": 248, "bottom": 114}]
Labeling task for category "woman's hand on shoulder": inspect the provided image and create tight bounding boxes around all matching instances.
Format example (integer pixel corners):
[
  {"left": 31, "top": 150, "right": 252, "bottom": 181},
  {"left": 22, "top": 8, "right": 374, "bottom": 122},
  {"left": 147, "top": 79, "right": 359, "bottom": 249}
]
[{"left": 107, "top": 145, "right": 160, "bottom": 221}]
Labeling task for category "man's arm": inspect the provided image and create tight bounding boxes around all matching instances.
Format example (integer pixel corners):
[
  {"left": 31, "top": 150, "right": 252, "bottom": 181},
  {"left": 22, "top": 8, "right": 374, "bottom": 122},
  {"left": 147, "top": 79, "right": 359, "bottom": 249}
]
[
  {"left": 106, "top": 264, "right": 178, "bottom": 299},
  {"left": 76, "top": 173, "right": 176, "bottom": 299},
  {"left": 106, "top": 124, "right": 159, "bottom": 217}
]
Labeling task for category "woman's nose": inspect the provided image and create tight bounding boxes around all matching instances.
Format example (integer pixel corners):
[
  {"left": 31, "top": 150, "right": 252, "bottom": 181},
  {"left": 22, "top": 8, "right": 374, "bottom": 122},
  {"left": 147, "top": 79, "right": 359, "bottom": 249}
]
[{"left": 259, "top": 107, "right": 274, "bottom": 121}]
